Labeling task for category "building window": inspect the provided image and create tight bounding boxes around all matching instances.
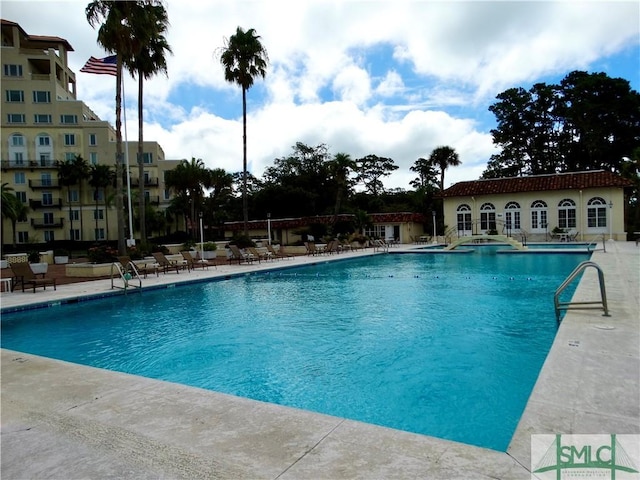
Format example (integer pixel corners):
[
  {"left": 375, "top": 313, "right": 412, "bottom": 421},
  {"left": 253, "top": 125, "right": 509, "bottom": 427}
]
[
  {"left": 480, "top": 203, "right": 496, "bottom": 232},
  {"left": 32, "top": 91, "right": 51, "bottom": 103},
  {"left": 13, "top": 152, "right": 24, "bottom": 165},
  {"left": 142, "top": 152, "right": 153, "bottom": 164},
  {"left": 10, "top": 134, "right": 25, "bottom": 147},
  {"left": 7, "top": 113, "right": 25, "bottom": 123},
  {"left": 95, "top": 228, "right": 105, "bottom": 240},
  {"left": 558, "top": 199, "right": 577, "bottom": 229},
  {"left": 34, "top": 114, "right": 52, "bottom": 124},
  {"left": 530, "top": 200, "right": 548, "bottom": 231},
  {"left": 89, "top": 133, "right": 97, "bottom": 146},
  {"left": 3, "top": 64, "right": 23, "bottom": 76},
  {"left": 60, "top": 114, "right": 78, "bottom": 124},
  {"left": 42, "top": 192, "right": 53, "bottom": 206},
  {"left": 93, "top": 190, "right": 104, "bottom": 201},
  {"left": 15, "top": 191, "right": 26, "bottom": 203},
  {"left": 44, "top": 230, "right": 55, "bottom": 242},
  {"left": 70, "top": 229, "right": 80, "bottom": 241},
  {"left": 587, "top": 197, "right": 608, "bottom": 229},
  {"left": 38, "top": 135, "right": 51, "bottom": 146},
  {"left": 89, "top": 152, "right": 98, "bottom": 164},
  {"left": 69, "top": 210, "right": 80, "bottom": 221},
  {"left": 14, "top": 172, "right": 25, "bottom": 184},
  {"left": 43, "top": 212, "right": 54, "bottom": 224},
  {"left": 456, "top": 204, "right": 472, "bottom": 234},
  {"left": 64, "top": 134, "right": 76, "bottom": 146},
  {"left": 364, "top": 225, "right": 386, "bottom": 239},
  {"left": 39, "top": 153, "right": 52, "bottom": 166},
  {"left": 6, "top": 90, "right": 24, "bottom": 102},
  {"left": 17, "top": 231, "right": 29, "bottom": 243},
  {"left": 68, "top": 190, "right": 79, "bottom": 203},
  {"left": 41, "top": 173, "right": 52, "bottom": 186},
  {"left": 164, "top": 188, "right": 171, "bottom": 200},
  {"left": 94, "top": 209, "right": 104, "bottom": 220},
  {"left": 504, "top": 202, "right": 521, "bottom": 230}
]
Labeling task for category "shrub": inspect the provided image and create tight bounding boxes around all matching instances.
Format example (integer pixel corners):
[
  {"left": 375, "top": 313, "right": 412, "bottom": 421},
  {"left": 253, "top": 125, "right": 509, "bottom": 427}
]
[
  {"left": 228, "top": 235, "right": 255, "bottom": 249},
  {"left": 87, "top": 244, "right": 118, "bottom": 264},
  {"left": 203, "top": 242, "right": 217, "bottom": 251},
  {"left": 54, "top": 248, "right": 69, "bottom": 256},
  {"left": 27, "top": 251, "right": 41, "bottom": 263}
]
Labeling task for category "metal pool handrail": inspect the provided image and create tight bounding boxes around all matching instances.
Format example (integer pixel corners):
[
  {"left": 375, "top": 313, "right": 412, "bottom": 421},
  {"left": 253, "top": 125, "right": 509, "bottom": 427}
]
[
  {"left": 554, "top": 260, "right": 609, "bottom": 323},
  {"left": 110, "top": 262, "right": 142, "bottom": 293}
]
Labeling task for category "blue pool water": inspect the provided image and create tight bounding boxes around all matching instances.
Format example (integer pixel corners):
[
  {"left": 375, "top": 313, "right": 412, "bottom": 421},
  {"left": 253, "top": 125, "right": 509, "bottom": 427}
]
[{"left": 0, "top": 248, "right": 590, "bottom": 451}]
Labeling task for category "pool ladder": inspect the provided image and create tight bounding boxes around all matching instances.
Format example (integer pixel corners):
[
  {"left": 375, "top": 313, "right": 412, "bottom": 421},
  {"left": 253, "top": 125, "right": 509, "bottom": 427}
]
[
  {"left": 554, "top": 260, "right": 609, "bottom": 323},
  {"left": 111, "top": 262, "right": 142, "bottom": 293}
]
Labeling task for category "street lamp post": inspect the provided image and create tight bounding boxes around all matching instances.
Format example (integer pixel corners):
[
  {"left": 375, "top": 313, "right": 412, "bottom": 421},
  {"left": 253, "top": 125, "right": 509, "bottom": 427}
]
[
  {"left": 199, "top": 212, "right": 204, "bottom": 260},
  {"left": 267, "top": 213, "right": 272, "bottom": 245},
  {"left": 432, "top": 210, "right": 437, "bottom": 244},
  {"left": 608, "top": 201, "right": 613, "bottom": 240}
]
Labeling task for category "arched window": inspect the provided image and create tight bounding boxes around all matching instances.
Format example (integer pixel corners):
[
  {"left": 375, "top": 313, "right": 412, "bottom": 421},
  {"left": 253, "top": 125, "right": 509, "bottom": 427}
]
[
  {"left": 456, "top": 204, "right": 472, "bottom": 234},
  {"left": 35, "top": 133, "right": 53, "bottom": 166},
  {"left": 504, "top": 202, "right": 521, "bottom": 230},
  {"left": 8, "top": 133, "right": 26, "bottom": 166},
  {"left": 530, "top": 200, "right": 548, "bottom": 232},
  {"left": 480, "top": 202, "right": 496, "bottom": 231},
  {"left": 587, "top": 197, "right": 607, "bottom": 229},
  {"left": 558, "top": 199, "right": 576, "bottom": 229}
]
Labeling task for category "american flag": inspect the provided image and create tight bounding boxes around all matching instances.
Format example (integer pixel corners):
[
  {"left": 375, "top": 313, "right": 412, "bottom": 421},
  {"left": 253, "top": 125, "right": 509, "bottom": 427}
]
[{"left": 80, "top": 55, "right": 117, "bottom": 76}]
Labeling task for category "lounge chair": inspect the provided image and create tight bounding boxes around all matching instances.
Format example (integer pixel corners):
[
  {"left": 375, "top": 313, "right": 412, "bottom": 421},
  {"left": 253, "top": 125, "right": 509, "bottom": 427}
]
[
  {"left": 266, "top": 244, "right": 293, "bottom": 260},
  {"left": 152, "top": 251, "right": 187, "bottom": 274},
  {"left": 118, "top": 256, "right": 157, "bottom": 278},
  {"left": 247, "top": 246, "right": 272, "bottom": 262},
  {"left": 568, "top": 230, "right": 580, "bottom": 242},
  {"left": 9, "top": 261, "right": 56, "bottom": 293},
  {"left": 181, "top": 250, "right": 215, "bottom": 270},
  {"left": 305, "top": 242, "right": 327, "bottom": 255},
  {"left": 227, "top": 245, "right": 255, "bottom": 264}
]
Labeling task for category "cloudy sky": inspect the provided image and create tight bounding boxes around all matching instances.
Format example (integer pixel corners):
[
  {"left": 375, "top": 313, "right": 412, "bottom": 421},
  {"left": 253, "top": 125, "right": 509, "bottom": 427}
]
[{"left": 2, "top": 1, "right": 639, "bottom": 189}]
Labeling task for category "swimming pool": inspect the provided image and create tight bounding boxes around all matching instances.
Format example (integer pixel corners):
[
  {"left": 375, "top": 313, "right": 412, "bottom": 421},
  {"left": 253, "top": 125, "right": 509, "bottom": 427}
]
[{"left": 0, "top": 248, "right": 590, "bottom": 451}]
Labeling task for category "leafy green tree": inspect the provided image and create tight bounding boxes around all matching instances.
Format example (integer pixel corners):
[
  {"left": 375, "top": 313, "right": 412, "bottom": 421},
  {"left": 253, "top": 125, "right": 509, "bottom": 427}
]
[
  {"left": 410, "top": 157, "right": 439, "bottom": 191},
  {"left": 355, "top": 154, "right": 398, "bottom": 196},
  {"left": 219, "top": 26, "right": 269, "bottom": 236},
  {"left": 1, "top": 183, "right": 28, "bottom": 248},
  {"left": 428, "top": 146, "right": 461, "bottom": 192},
  {"left": 124, "top": 2, "right": 171, "bottom": 244},
  {"left": 328, "top": 152, "right": 356, "bottom": 223}
]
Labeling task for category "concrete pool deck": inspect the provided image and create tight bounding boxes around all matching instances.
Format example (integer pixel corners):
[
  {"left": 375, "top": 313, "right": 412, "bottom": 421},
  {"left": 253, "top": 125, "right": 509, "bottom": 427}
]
[{"left": 1, "top": 241, "right": 638, "bottom": 479}]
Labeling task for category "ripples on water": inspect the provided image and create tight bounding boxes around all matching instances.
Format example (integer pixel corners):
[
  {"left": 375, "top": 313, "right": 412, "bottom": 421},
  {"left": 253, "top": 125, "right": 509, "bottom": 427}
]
[{"left": 1, "top": 249, "right": 589, "bottom": 451}]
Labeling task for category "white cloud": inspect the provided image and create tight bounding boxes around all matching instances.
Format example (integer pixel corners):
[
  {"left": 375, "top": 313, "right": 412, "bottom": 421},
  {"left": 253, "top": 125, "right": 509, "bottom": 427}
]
[{"left": 2, "top": 0, "right": 637, "bottom": 190}]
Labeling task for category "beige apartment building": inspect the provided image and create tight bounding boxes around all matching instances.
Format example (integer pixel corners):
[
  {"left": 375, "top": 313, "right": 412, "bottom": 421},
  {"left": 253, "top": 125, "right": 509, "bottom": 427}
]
[{"left": 1, "top": 19, "right": 180, "bottom": 248}]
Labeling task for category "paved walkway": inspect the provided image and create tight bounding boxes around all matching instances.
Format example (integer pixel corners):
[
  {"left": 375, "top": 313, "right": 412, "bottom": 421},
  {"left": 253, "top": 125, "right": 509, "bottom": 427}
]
[{"left": 1, "top": 242, "right": 638, "bottom": 479}]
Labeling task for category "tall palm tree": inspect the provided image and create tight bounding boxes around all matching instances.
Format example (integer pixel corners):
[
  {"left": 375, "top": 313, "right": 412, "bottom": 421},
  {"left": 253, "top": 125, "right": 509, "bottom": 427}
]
[
  {"left": 86, "top": 0, "right": 159, "bottom": 254},
  {"left": 2, "top": 183, "right": 29, "bottom": 248},
  {"left": 73, "top": 155, "right": 90, "bottom": 239},
  {"left": 219, "top": 26, "right": 268, "bottom": 236},
  {"left": 429, "top": 146, "right": 461, "bottom": 192},
  {"left": 125, "top": 2, "right": 171, "bottom": 245}
]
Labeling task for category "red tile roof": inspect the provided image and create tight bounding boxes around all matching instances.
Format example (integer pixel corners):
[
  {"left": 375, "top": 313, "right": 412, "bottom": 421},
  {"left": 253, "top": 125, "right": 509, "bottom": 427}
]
[{"left": 441, "top": 170, "right": 634, "bottom": 198}]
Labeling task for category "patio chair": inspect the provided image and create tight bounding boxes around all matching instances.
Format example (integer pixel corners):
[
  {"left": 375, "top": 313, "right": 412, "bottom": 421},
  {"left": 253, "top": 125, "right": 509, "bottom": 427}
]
[
  {"left": 9, "top": 261, "right": 56, "bottom": 293},
  {"left": 118, "top": 256, "right": 157, "bottom": 278},
  {"left": 568, "top": 230, "right": 580, "bottom": 242},
  {"left": 152, "top": 251, "right": 187, "bottom": 274},
  {"left": 266, "top": 243, "right": 293, "bottom": 260},
  {"left": 247, "top": 246, "right": 272, "bottom": 262},
  {"left": 227, "top": 245, "right": 255, "bottom": 264},
  {"left": 181, "top": 250, "right": 215, "bottom": 270}
]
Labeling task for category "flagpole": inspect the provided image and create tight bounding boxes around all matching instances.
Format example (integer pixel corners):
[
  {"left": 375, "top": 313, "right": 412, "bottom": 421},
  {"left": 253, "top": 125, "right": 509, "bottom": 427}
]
[{"left": 122, "top": 78, "right": 135, "bottom": 246}]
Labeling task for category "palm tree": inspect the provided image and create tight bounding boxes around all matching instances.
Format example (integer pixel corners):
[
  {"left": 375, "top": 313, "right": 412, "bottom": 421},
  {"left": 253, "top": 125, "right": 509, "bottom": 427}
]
[
  {"left": 219, "top": 26, "right": 268, "bottom": 236},
  {"left": 86, "top": 0, "right": 159, "bottom": 254},
  {"left": 328, "top": 152, "right": 355, "bottom": 224},
  {"left": 164, "top": 158, "right": 208, "bottom": 237},
  {"left": 125, "top": 2, "right": 171, "bottom": 245},
  {"left": 429, "top": 146, "right": 461, "bottom": 192},
  {"left": 57, "top": 157, "right": 89, "bottom": 241},
  {"left": 2, "top": 183, "right": 29, "bottom": 248},
  {"left": 89, "top": 164, "right": 113, "bottom": 240}
]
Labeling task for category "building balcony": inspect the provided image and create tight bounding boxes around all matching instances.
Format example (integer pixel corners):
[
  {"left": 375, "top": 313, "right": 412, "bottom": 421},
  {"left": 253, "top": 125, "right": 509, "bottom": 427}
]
[
  {"left": 130, "top": 177, "right": 159, "bottom": 187},
  {"left": 29, "top": 199, "right": 63, "bottom": 210},
  {"left": 1, "top": 160, "right": 57, "bottom": 170},
  {"left": 29, "top": 179, "right": 61, "bottom": 189},
  {"left": 31, "top": 217, "right": 64, "bottom": 229}
]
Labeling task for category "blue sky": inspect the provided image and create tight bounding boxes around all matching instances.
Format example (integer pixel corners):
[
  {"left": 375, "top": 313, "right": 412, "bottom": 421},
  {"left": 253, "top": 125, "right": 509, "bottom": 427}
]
[{"left": 3, "top": 0, "right": 639, "bottom": 189}]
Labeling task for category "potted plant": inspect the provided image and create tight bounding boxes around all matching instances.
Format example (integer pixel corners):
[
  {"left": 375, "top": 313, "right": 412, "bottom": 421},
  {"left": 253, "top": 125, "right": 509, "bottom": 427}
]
[
  {"left": 201, "top": 242, "right": 218, "bottom": 259},
  {"left": 28, "top": 250, "right": 48, "bottom": 275},
  {"left": 54, "top": 248, "right": 69, "bottom": 264}
]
